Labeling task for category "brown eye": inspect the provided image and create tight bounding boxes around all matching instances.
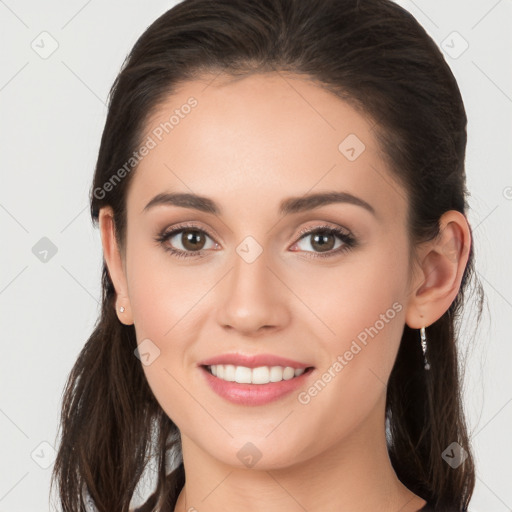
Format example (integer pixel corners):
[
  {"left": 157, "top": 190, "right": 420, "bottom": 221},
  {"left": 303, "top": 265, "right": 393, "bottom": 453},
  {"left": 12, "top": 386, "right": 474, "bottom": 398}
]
[
  {"left": 290, "top": 225, "right": 357, "bottom": 259},
  {"left": 309, "top": 231, "right": 336, "bottom": 252},
  {"left": 180, "top": 229, "right": 208, "bottom": 251},
  {"left": 294, "top": 227, "right": 347, "bottom": 253},
  {"left": 155, "top": 225, "right": 218, "bottom": 259}
]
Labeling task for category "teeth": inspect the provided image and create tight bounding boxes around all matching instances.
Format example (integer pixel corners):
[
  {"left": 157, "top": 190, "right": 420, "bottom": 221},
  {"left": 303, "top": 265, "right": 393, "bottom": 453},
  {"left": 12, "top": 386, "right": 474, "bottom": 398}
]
[{"left": 208, "top": 365, "right": 306, "bottom": 384}]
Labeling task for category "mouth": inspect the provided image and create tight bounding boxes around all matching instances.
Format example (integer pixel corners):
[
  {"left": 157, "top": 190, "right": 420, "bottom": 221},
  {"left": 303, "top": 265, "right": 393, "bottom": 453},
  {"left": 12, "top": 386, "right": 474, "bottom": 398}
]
[
  {"left": 201, "top": 364, "right": 315, "bottom": 385},
  {"left": 199, "top": 363, "right": 316, "bottom": 406}
]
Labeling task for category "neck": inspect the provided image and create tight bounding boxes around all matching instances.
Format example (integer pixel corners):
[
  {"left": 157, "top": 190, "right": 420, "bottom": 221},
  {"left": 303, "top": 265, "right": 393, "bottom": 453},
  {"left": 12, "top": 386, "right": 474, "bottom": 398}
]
[{"left": 173, "top": 395, "right": 426, "bottom": 512}]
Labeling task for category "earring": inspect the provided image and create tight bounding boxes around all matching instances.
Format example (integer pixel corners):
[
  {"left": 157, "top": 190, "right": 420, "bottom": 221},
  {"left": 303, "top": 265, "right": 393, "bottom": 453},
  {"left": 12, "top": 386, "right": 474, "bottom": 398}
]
[
  {"left": 420, "top": 326, "right": 431, "bottom": 370},
  {"left": 119, "top": 306, "right": 125, "bottom": 313}
]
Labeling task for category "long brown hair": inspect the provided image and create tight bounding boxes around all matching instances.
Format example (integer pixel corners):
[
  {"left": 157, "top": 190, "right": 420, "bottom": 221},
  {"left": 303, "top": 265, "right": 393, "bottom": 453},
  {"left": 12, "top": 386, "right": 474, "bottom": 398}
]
[{"left": 50, "top": 0, "right": 484, "bottom": 510}]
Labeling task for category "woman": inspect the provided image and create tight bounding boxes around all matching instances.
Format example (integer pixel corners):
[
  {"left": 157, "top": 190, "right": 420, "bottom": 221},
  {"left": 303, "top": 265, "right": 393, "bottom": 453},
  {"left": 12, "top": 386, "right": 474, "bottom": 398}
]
[{"left": 51, "top": 0, "right": 483, "bottom": 511}]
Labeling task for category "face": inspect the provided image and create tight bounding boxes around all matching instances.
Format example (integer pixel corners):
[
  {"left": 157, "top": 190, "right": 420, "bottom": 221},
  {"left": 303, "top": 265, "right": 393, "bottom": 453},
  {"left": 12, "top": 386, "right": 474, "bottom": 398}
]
[{"left": 111, "top": 72, "right": 416, "bottom": 468}]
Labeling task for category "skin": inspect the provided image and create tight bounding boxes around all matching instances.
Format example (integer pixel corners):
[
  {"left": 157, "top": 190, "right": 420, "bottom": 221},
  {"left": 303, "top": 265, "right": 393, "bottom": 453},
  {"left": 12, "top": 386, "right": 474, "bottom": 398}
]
[{"left": 99, "top": 71, "right": 471, "bottom": 512}]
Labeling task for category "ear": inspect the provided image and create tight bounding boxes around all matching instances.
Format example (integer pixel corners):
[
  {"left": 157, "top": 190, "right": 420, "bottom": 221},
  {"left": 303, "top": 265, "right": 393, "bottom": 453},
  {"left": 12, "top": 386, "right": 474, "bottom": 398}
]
[
  {"left": 405, "top": 210, "right": 471, "bottom": 329},
  {"left": 98, "top": 206, "right": 134, "bottom": 325}
]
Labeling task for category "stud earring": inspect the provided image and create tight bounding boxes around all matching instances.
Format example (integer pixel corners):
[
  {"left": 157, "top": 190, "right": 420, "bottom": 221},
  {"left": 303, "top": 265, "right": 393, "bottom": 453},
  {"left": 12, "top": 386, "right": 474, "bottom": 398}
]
[
  {"left": 119, "top": 306, "right": 125, "bottom": 313},
  {"left": 420, "top": 326, "right": 431, "bottom": 370}
]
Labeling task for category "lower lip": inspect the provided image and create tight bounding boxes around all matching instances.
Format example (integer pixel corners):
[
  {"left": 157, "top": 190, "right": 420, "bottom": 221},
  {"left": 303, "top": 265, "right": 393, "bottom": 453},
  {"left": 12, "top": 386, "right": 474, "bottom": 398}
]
[{"left": 199, "top": 366, "right": 315, "bottom": 406}]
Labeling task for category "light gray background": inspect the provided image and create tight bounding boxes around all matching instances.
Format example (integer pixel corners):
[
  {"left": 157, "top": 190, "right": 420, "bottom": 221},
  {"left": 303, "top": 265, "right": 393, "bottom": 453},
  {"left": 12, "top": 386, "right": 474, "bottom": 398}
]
[{"left": 1, "top": 1, "right": 511, "bottom": 511}]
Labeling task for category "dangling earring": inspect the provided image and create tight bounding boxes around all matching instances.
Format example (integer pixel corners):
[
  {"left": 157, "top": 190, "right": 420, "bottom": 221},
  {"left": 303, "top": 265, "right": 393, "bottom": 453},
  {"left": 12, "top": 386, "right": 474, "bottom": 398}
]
[{"left": 420, "top": 326, "right": 431, "bottom": 370}]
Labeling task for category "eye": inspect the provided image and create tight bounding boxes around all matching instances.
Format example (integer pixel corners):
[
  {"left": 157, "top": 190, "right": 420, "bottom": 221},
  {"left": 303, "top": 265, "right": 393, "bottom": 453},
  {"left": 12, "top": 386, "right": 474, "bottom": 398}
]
[
  {"left": 154, "top": 223, "right": 219, "bottom": 259},
  {"left": 290, "top": 224, "right": 357, "bottom": 258}
]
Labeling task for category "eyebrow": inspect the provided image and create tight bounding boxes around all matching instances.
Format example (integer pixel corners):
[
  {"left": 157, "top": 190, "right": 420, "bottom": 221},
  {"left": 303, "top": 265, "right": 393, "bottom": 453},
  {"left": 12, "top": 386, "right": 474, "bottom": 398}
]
[{"left": 142, "top": 191, "right": 376, "bottom": 217}]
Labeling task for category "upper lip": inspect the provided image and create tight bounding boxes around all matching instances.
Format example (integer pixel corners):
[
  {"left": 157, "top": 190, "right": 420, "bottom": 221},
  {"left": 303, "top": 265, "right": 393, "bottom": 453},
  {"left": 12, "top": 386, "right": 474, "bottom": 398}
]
[{"left": 197, "top": 353, "right": 313, "bottom": 369}]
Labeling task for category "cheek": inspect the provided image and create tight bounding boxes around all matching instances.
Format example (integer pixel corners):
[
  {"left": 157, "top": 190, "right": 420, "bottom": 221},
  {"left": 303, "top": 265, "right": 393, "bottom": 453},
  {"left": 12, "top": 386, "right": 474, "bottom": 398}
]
[
  {"left": 287, "top": 243, "right": 408, "bottom": 377},
  {"left": 292, "top": 244, "right": 406, "bottom": 327},
  {"left": 125, "top": 246, "right": 208, "bottom": 423},
  {"left": 288, "top": 256, "right": 407, "bottom": 447},
  {"left": 125, "top": 234, "right": 208, "bottom": 341}
]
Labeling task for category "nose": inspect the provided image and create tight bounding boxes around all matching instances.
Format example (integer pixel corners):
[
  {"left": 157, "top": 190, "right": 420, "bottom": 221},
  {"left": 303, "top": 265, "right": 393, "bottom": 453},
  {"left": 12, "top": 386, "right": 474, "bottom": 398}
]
[{"left": 216, "top": 246, "right": 290, "bottom": 336}]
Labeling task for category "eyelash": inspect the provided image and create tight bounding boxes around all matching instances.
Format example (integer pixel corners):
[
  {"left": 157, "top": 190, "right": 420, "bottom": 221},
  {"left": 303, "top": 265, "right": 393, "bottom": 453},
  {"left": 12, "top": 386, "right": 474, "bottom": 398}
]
[{"left": 154, "top": 222, "right": 357, "bottom": 260}]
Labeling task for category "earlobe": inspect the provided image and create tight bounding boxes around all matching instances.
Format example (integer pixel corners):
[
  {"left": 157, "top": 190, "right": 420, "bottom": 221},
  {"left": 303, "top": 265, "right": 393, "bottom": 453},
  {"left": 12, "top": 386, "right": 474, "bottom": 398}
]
[
  {"left": 405, "top": 210, "right": 471, "bottom": 329},
  {"left": 115, "top": 301, "right": 134, "bottom": 326},
  {"left": 98, "top": 207, "right": 134, "bottom": 325}
]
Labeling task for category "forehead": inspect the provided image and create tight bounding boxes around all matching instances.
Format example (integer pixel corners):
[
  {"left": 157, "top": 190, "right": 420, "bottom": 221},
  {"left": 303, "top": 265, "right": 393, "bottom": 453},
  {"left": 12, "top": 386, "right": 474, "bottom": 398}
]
[{"left": 127, "top": 72, "right": 407, "bottom": 223}]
